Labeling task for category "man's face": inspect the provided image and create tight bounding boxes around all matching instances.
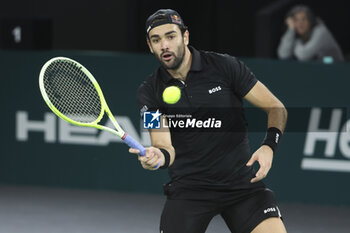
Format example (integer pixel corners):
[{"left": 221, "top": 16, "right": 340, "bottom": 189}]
[
  {"left": 293, "top": 11, "right": 310, "bottom": 36},
  {"left": 147, "top": 24, "right": 189, "bottom": 70}
]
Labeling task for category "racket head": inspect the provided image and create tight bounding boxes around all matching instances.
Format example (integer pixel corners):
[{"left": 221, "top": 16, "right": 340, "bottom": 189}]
[
  {"left": 39, "top": 57, "right": 106, "bottom": 127},
  {"left": 39, "top": 57, "right": 148, "bottom": 157}
]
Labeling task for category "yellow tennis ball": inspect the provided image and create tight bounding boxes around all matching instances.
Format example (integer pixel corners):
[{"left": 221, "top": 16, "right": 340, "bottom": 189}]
[{"left": 162, "top": 86, "right": 181, "bottom": 104}]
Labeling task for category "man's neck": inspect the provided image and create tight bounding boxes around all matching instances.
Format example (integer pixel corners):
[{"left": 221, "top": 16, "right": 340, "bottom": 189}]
[{"left": 167, "top": 47, "right": 192, "bottom": 81}]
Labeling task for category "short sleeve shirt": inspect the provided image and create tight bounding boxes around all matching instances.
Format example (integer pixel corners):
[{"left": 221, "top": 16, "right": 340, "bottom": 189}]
[{"left": 137, "top": 46, "right": 263, "bottom": 192}]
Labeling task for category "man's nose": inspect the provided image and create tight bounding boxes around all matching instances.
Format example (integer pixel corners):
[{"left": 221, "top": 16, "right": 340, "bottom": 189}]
[{"left": 160, "top": 39, "right": 169, "bottom": 50}]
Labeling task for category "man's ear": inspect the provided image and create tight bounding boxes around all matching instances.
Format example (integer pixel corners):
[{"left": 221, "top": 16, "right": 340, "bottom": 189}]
[
  {"left": 147, "top": 39, "right": 154, "bottom": 53},
  {"left": 183, "top": 30, "right": 190, "bottom": 46}
]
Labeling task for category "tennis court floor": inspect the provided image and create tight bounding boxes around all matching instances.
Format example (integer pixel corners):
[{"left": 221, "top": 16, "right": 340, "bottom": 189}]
[{"left": 0, "top": 185, "right": 348, "bottom": 233}]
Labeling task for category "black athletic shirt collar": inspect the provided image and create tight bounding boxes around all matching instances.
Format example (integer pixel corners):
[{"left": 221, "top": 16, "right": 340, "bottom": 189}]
[{"left": 160, "top": 46, "right": 202, "bottom": 83}]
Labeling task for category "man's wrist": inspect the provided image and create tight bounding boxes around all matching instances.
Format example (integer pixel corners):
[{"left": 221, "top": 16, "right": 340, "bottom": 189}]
[
  {"left": 159, "top": 148, "right": 171, "bottom": 169},
  {"left": 262, "top": 127, "right": 282, "bottom": 152}
]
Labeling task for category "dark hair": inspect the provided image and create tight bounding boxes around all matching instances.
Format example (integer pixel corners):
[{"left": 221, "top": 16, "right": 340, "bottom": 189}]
[{"left": 146, "top": 14, "right": 188, "bottom": 40}]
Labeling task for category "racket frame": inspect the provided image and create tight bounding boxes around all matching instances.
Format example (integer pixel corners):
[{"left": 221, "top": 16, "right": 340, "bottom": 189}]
[
  {"left": 39, "top": 56, "right": 151, "bottom": 160},
  {"left": 39, "top": 57, "right": 125, "bottom": 138}
]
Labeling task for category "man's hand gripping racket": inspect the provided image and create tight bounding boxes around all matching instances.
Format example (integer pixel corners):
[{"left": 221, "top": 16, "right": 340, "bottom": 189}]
[{"left": 39, "top": 57, "right": 160, "bottom": 168}]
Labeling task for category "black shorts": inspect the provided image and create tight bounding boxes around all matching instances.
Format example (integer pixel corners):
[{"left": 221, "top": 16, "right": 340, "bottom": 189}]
[{"left": 160, "top": 188, "right": 282, "bottom": 233}]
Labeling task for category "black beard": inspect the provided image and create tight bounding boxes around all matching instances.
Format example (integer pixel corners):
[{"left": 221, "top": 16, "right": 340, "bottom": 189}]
[{"left": 159, "top": 45, "right": 185, "bottom": 70}]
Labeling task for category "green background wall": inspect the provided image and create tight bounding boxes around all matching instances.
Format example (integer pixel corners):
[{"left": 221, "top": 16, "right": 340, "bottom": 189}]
[{"left": 1, "top": 50, "right": 349, "bottom": 205}]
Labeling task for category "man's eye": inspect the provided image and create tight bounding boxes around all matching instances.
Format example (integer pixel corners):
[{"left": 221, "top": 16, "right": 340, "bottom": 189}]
[
  {"left": 152, "top": 39, "right": 159, "bottom": 43},
  {"left": 168, "top": 35, "right": 175, "bottom": 40}
]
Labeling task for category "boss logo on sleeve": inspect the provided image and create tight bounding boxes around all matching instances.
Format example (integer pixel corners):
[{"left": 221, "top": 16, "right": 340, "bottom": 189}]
[{"left": 208, "top": 86, "right": 222, "bottom": 94}]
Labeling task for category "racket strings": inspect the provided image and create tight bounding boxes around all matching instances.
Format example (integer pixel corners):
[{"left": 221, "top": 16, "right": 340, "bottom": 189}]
[{"left": 43, "top": 60, "right": 102, "bottom": 123}]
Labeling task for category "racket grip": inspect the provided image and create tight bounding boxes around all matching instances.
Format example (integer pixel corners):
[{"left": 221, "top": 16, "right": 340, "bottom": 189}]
[{"left": 123, "top": 134, "right": 146, "bottom": 156}]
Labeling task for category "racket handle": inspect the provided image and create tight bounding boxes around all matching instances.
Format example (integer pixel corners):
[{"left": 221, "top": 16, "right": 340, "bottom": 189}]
[
  {"left": 123, "top": 134, "right": 161, "bottom": 169},
  {"left": 123, "top": 134, "right": 146, "bottom": 156}
]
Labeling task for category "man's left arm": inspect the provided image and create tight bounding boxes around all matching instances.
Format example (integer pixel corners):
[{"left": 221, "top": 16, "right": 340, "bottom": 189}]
[{"left": 244, "top": 81, "right": 288, "bottom": 183}]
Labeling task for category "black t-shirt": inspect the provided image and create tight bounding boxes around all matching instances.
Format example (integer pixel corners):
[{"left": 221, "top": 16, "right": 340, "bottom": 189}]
[{"left": 137, "top": 46, "right": 265, "bottom": 198}]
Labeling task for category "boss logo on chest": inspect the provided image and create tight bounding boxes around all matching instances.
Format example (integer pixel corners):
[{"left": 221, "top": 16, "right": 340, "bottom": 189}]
[{"left": 208, "top": 86, "right": 222, "bottom": 94}]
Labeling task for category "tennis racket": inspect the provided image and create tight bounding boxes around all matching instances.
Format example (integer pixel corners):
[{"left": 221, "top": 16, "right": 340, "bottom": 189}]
[{"left": 39, "top": 57, "right": 156, "bottom": 166}]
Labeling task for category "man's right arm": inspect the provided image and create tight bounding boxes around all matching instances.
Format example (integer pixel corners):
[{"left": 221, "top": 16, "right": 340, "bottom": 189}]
[{"left": 129, "top": 116, "right": 175, "bottom": 170}]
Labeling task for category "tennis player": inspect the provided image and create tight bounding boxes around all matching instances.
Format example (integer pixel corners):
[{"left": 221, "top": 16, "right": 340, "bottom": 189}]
[{"left": 129, "top": 9, "right": 287, "bottom": 233}]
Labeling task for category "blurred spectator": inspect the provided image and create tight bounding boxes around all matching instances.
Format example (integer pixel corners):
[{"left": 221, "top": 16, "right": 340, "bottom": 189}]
[{"left": 277, "top": 5, "right": 344, "bottom": 62}]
